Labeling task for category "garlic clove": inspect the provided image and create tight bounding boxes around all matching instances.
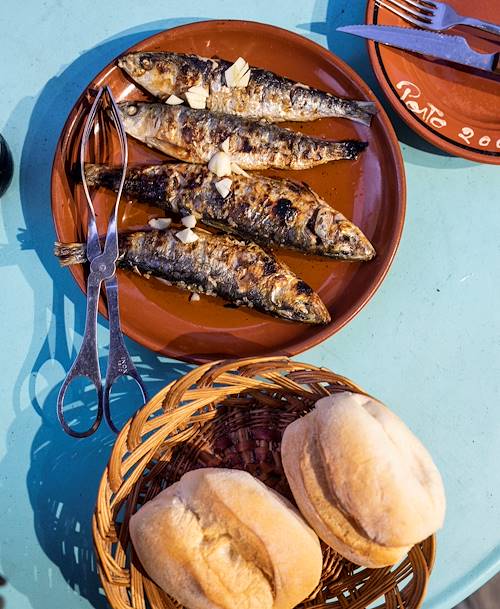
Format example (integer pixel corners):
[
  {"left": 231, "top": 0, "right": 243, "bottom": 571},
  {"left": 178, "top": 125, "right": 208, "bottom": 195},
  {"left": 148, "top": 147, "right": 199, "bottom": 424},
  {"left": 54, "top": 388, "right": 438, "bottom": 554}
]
[
  {"left": 148, "top": 217, "right": 172, "bottom": 230},
  {"left": 181, "top": 214, "right": 197, "bottom": 229},
  {"left": 187, "top": 84, "right": 209, "bottom": 97},
  {"left": 165, "top": 94, "right": 184, "bottom": 105},
  {"left": 208, "top": 151, "right": 232, "bottom": 177},
  {"left": 176, "top": 227, "right": 199, "bottom": 244},
  {"left": 230, "top": 162, "right": 251, "bottom": 178},
  {"left": 215, "top": 177, "right": 232, "bottom": 198},
  {"left": 190, "top": 292, "right": 200, "bottom": 302},
  {"left": 220, "top": 137, "right": 231, "bottom": 154},
  {"left": 185, "top": 91, "right": 207, "bottom": 109},
  {"left": 233, "top": 57, "right": 247, "bottom": 73},
  {"left": 156, "top": 277, "right": 172, "bottom": 286},
  {"left": 225, "top": 57, "right": 251, "bottom": 88},
  {"left": 237, "top": 68, "right": 251, "bottom": 88}
]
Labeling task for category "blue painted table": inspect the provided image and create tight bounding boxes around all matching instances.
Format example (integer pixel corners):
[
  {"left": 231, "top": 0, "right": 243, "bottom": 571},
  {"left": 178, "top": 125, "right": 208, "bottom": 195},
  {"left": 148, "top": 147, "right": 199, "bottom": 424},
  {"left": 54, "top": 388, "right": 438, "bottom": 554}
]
[{"left": 0, "top": 2, "right": 498, "bottom": 608}]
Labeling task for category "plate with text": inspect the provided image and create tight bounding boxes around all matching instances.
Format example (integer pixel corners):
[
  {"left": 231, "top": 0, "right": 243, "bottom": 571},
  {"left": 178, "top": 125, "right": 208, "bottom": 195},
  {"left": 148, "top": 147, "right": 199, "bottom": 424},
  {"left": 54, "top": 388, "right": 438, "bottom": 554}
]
[{"left": 366, "top": 0, "right": 500, "bottom": 163}]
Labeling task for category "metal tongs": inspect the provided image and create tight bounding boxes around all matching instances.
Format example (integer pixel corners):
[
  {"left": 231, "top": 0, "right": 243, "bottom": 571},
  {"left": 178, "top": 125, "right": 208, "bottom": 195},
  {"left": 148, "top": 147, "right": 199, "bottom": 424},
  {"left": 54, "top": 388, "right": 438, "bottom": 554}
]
[{"left": 57, "top": 86, "right": 147, "bottom": 438}]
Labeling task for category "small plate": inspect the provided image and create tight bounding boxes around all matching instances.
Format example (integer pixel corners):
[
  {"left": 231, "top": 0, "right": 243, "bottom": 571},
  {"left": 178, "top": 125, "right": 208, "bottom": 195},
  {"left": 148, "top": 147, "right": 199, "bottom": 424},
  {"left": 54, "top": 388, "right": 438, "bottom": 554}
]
[
  {"left": 51, "top": 20, "right": 405, "bottom": 363},
  {"left": 366, "top": 0, "right": 500, "bottom": 164}
]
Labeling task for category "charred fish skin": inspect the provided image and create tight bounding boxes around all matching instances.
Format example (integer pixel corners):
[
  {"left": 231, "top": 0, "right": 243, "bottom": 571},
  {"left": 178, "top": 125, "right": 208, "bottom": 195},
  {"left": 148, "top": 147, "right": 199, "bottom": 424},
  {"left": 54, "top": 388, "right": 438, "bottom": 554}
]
[
  {"left": 118, "top": 51, "right": 377, "bottom": 126},
  {"left": 54, "top": 229, "right": 331, "bottom": 324},
  {"left": 85, "top": 163, "right": 375, "bottom": 261},
  {"left": 118, "top": 102, "right": 368, "bottom": 170}
]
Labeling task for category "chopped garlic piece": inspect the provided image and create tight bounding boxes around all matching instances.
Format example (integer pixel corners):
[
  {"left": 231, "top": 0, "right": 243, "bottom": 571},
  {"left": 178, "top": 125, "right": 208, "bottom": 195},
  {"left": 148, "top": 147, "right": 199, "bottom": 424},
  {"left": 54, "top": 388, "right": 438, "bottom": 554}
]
[
  {"left": 215, "top": 177, "right": 232, "bottom": 198},
  {"left": 232, "top": 57, "right": 247, "bottom": 73},
  {"left": 225, "top": 67, "right": 239, "bottom": 87},
  {"left": 148, "top": 217, "right": 172, "bottom": 230},
  {"left": 220, "top": 137, "right": 231, "bottom": 154},
  {"left": 185, "top": 84, "right": 209, "bottom": 108},
  {"left": 225, "top": 57, "right": 251, "bottom": 88},
  {"left": 188, "top": 85, "right": 209, "bottom": 96},
  {"left": 190, "top": 293, "right": 200, "bottom": 302},
  {"left": 238, "top": 68, "right": 251, "bottom": 88},
  {"left": 208, "top": 151, "right": 232, "bottom": 177},
  {"left": 165, "top": 94, "right": 184, "bottom": 105},
  {"left": 181, "top": 214, "right": 197, "bottom": 229},
  {"left": 156, "top": 277, "right": 172, "bottom": 286},
  {"left": 185, "top": 91, "right": 207, "bottom": 109},
  {"left": 176, "top": 227, "right": 199, "bottom": 244},
  {"left": 231, "top": 162, "right": 251, "bottom": 178}
]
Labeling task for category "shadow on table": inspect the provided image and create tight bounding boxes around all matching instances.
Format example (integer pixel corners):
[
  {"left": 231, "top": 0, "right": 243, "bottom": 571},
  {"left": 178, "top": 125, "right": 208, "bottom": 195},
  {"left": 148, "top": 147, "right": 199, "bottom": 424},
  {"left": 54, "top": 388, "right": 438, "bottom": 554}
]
[
  {"left": 299, "top": 0, "right": 471, "bottom": 168},
  {"left": 0, "top": 357, "right": 190, "bottom": 609},
  {"left": 0, "top": 17, "right": 200, "bottom": 609}
]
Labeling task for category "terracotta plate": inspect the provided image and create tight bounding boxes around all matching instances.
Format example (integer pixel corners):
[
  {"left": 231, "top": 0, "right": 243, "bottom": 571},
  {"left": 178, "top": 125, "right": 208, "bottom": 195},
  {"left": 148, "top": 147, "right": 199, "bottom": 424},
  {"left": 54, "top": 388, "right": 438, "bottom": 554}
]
[
  {"left": 51, "top": 20, "right": 405, "bottom": 363},
  {"left": 366, "top": 0, "right": 500, "bottom": 163}
]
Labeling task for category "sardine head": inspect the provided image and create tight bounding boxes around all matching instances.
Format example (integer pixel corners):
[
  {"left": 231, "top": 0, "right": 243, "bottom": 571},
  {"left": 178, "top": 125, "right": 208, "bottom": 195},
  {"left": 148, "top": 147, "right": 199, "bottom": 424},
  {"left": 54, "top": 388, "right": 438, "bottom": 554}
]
[
  {"left": 332, "top": 221, "right": 376, "bottom": 261},
  {"left": 118, "top": 52, "right": 156, "bottom": 77},
  {"left": 314, "top": 209, "right": 375, "bottom": 261},
  {"left": 118, "top": 52, "right": 178, "bottom": 99},
  {"left": 271, "top": 278, "right": 331, "bottom": 325},
  {"left": 293, "top": 281, "right": 331, "bottom": 325},
  {"left": 117, "top": 102, "right": 158, "bottom": 140}
]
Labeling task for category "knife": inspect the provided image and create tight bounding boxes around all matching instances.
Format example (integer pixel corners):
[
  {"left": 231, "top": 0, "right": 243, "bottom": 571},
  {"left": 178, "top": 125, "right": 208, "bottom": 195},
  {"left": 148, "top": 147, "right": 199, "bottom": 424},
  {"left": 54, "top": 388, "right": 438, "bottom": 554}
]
[{"left": 337, "top": 25, "right": 500, "bottom": 74}]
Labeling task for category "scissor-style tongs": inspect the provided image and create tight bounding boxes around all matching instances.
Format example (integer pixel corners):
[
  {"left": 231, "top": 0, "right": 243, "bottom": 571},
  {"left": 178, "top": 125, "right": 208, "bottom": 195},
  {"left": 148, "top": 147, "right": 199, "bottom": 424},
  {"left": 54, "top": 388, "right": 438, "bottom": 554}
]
[{"left": 57, "top": 86, "right": 147, "bottom": 438}]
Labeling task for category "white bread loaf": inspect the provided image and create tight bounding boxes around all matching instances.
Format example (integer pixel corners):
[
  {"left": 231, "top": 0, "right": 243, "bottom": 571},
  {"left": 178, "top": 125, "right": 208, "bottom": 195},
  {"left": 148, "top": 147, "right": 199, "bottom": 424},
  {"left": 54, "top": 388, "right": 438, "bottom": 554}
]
[
  {"left": 129, "top": 468, "right": 323, "bottom": 609},
  {"left": 281, "top": 392, "right": 446, "bottom": 568}
]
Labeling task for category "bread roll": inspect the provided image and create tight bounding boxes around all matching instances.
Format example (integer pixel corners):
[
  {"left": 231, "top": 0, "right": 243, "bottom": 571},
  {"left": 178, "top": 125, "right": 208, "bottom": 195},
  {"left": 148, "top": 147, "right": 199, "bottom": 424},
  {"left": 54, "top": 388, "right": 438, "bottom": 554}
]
[
  {"left": 129, "top": 468, "right": 322, "bottom": 609},
  {"left": 281, "top": 392, "right": 446, "bottom": 568}
]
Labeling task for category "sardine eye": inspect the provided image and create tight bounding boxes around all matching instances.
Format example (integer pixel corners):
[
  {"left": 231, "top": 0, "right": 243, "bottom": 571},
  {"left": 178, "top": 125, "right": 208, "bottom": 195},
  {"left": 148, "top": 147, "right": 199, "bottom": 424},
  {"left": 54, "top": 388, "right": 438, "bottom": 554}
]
[
  {"left": 140, "top": 57, "right": 153, "bottom": 70},
  {"left": 126, "top": 104, "right": 138, "bottom": 116}
]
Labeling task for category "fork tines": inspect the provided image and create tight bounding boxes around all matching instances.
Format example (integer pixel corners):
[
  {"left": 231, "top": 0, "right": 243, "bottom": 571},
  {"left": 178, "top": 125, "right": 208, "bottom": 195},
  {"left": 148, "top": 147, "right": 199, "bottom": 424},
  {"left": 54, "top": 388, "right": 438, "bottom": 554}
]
[{"left": 375, "top": 0, "right": 434, "bottom": 26}]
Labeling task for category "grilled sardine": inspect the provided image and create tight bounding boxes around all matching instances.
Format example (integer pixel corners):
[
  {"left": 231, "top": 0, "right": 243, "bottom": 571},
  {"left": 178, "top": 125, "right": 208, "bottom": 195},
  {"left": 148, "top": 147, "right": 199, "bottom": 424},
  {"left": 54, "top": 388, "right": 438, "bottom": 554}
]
[
  {"left": 54, "top": 229, "right": 330, "bottom": 324},
  {"left": 118, "top": 102, "right": 367, "bottom": 170},
  {"left": 85, "top": 163, "right": 375, "bottom": 260},
  {"left": 118, "top": 51, "right": 377, "bottom": 126}
]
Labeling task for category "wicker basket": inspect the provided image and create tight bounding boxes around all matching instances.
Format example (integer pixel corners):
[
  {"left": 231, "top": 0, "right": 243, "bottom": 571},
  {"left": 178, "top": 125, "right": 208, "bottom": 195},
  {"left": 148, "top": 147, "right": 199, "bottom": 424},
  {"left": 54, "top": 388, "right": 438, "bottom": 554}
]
[{"left": 93, "top": 357, "right": 435, "bottom": 609}]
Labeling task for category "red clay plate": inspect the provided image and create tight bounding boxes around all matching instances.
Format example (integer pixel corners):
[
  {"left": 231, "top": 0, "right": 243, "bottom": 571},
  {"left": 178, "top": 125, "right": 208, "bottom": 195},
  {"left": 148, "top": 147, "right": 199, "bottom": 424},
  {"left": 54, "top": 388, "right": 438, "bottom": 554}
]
[
  {"left": 51, "top": 20, "right": 405, "bottom": 363},
  {"left": 366, "top": 0, "right": 500, "bottom": 164}
]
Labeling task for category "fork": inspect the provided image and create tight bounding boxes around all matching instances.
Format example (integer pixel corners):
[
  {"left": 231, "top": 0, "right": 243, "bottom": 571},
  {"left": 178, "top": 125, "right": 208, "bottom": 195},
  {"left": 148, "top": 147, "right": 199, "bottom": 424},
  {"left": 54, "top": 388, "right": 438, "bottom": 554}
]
[{"left": 376, "top": 0, "right": 500, "bottom": 37}]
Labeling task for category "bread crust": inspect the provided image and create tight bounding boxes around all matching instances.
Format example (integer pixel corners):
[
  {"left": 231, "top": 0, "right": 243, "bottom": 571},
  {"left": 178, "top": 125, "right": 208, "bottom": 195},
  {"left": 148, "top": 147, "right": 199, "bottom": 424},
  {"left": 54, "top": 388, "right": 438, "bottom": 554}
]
[
  {"left": 281, "top": 392, "right": 446, "bottom": 568},
  {"left": 130, "top": 468, "right": 323, "bottom": 609}
]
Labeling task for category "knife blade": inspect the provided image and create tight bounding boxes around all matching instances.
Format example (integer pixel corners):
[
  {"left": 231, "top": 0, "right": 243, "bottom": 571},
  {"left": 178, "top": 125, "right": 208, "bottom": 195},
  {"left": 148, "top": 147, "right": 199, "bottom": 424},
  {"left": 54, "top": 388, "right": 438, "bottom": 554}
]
[{"left": 337, "top": 25, "right": 500, "bottom": 73}]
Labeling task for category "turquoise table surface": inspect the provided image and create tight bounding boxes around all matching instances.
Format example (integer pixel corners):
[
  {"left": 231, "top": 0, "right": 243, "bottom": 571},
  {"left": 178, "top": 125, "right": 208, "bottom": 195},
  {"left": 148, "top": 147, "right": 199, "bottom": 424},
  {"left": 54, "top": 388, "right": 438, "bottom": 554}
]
[{"left": 0, "top": 1, "right": 499, "bottom": 608}]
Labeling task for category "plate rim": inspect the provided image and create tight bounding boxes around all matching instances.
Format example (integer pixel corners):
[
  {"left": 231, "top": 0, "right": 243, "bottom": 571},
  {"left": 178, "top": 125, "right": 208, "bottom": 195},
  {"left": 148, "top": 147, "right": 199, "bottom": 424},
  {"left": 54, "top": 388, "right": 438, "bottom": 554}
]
[
  {"left": 50, "top": 18, "right": 406, "bottom": 364},
  {"left": 365, "top": 1, "right": 500, "bottom": 165}
]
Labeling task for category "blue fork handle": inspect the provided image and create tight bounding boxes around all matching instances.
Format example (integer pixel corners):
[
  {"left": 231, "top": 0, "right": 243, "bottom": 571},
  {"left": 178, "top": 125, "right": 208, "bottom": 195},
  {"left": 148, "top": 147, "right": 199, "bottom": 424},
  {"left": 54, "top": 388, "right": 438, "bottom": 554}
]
[
  {"left": 57, "top": 280, "right": 104, "bottom": 438},
  {"left": 102, "top": 275, "right": 148, "bottom": 434}
]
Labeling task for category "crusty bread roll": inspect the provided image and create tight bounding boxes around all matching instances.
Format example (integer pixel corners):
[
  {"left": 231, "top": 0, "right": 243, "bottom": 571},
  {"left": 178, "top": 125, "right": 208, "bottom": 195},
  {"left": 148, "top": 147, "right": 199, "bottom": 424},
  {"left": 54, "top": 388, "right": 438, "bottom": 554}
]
[
  {"left": 281, "top": 392, "right": 446, "bottom": 568},
  {"left": 129, "top": 468, "right": 322, "bottom": 609}
]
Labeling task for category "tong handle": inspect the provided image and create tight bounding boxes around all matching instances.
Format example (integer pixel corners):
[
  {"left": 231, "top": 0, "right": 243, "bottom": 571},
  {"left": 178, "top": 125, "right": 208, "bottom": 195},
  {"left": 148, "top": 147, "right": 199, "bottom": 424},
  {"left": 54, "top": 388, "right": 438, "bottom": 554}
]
[
  {"left": 102, "top": 276, "right": 148, "bottom": 433},
  {"left": 57, "top": 280, "right": 104, "bottom": 438}
]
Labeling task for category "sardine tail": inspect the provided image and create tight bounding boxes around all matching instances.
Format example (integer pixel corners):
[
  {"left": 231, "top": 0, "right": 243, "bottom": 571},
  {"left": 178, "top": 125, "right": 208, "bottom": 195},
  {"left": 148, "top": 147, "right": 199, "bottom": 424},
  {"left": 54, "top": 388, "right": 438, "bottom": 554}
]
[
  {"left": 84, "top": 164, "right": 103, "bottom": 187},
  {"left": 332, "top": 140, "right": 368, "bottom": 160},
  {"left": 349, "top": 101, "right": 378, "bottom": 126},
  {"left": 84, "top": 163, "right": 121, "bottom": 190},
  {"left": 54, "top": 242, "right": 88, "bottom": 266}
]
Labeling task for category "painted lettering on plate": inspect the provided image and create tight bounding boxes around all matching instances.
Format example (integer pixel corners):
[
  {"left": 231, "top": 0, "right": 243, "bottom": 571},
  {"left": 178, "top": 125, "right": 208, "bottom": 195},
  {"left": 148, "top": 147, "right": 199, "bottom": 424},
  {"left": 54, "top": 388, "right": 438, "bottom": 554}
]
[
  {"left": 459, "top": 127, "right": 498, "bottom": 150},
  {"left": 396, "top": 80, "right": 447, "bottom": 129},
  {"left": 397, "top": 81, "right": 498, "bottom": 152}
]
